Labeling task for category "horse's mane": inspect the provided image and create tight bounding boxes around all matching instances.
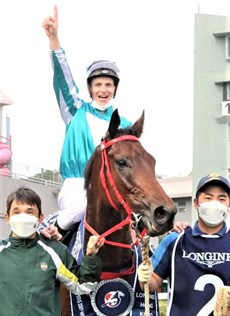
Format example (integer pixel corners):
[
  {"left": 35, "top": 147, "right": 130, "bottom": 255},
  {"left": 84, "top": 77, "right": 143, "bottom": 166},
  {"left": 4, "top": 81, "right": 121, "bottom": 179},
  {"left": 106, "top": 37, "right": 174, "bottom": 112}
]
[
  {"left": 83, "top": 153, "right": 95, "bottom": 190},
  {"left": 84, "top": 125, "right": 136, "bottom": 190}
]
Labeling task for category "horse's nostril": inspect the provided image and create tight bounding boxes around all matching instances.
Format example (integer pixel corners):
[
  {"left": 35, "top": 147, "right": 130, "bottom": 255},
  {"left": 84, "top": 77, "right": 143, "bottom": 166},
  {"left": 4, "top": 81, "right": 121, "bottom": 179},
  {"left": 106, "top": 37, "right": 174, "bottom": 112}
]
[{"left": 154, "top": 207, "right": 167, "bottom": 223}]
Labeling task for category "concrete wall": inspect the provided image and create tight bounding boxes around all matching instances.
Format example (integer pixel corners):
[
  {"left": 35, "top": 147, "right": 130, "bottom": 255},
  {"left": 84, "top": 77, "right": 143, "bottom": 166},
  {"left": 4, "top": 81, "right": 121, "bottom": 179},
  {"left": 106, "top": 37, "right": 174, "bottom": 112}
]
[
  {"left": 0, "top": 175, "right": 60, "bottom": 238},
  {"left": 172, "top": 197, "right": 193, "bottom": 224}
]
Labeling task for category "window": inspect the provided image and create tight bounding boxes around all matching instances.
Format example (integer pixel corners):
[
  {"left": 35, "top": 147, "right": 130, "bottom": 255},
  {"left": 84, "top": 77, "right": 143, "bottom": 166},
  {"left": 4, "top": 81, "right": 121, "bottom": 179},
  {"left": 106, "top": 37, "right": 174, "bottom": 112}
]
[
  {"left": 173, "top": 198, "right": 187, "bottom": 212},
  {"left": 223, "top": 82, "right": 230, "bottom": 101},
  {"left": 226, "top": 36, "right": 230, "bottom": 60}
]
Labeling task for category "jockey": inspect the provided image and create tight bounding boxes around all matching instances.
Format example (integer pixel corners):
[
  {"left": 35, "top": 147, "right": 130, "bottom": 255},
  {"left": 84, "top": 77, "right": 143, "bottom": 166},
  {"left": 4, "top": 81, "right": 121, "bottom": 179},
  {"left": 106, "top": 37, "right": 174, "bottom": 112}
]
[{"left": 42, "top": 5, "right": 131, "bottom": 237}]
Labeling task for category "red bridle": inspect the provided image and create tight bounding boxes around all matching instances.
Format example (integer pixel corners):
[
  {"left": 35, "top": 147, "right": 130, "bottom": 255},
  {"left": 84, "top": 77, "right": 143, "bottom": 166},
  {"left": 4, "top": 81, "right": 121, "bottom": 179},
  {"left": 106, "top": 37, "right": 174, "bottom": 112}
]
[
  {"left": 84, "top": 135, "right": 149, "bottom": 279},
  {"left": 84, "top": 135, "right": 144, "bottom": 248}
]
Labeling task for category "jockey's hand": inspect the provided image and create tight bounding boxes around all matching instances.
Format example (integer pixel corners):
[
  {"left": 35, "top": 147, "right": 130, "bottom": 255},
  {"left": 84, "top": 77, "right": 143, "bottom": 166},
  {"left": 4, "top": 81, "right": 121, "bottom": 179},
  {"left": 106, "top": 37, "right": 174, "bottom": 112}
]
[
  {"left": 42, "top": 6, "right": 58, "bottom": 37},
  {"left": 171, "top": 221, "right": 190, "bottom": 233},
  {"left": 42, "top": 5, "right": 58, "bottom": 38},
  {"left": 86, "top": 236, "right": 105, "bottom": 256},
  {"left": 42, "top": 6, "right": 60, "bottom": 51},
  {"left": 137, "top": 260, "right": 153, "bottom": 284},
  {"left": 40, "top": 224, "right": 62, "bottom": 241}
]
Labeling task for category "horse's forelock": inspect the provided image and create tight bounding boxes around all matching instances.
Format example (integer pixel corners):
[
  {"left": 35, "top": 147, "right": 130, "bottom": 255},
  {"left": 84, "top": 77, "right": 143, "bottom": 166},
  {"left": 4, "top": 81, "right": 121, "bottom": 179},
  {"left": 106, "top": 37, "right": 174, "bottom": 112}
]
[{"left": 105, "top": 126, "right": 136, "bottom": 141}]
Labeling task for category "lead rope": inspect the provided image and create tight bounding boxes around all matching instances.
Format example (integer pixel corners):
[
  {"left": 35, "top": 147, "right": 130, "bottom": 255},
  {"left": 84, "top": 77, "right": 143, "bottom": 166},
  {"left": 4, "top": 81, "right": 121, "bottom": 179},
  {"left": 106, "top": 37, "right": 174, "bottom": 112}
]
[
  {"left": 214, "top": 286, "right": 230, "bottom": 316},
  {"left": 141, "top": 235, "right": 150, "bottom": 316}
]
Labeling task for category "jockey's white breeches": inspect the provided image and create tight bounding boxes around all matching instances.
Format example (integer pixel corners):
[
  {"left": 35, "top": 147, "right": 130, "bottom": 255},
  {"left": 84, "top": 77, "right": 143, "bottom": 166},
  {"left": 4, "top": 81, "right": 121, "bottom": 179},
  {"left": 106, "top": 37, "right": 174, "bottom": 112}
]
[{"left": 57, "top": 178, "right": 87, "bottom": 230}]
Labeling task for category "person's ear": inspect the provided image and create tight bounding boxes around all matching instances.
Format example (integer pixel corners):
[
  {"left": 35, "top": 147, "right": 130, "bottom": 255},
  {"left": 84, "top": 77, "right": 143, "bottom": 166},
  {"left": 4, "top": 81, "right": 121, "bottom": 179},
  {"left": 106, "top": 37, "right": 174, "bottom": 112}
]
[
  {"left": 194, "top": 198, "right": 199, "bottom": 209},
  {"left": 4, "top": 213, "right": 9, "bottom": 224},
  {"left": 39, "top": 213, "right": 44, "bottom": 224}
]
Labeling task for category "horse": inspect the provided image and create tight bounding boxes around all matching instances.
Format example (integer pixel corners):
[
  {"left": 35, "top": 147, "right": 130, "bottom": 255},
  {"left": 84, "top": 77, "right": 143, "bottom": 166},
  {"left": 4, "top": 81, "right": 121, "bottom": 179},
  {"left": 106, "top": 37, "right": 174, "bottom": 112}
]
[{"left": 61, "top": 109, "right": 177, "bottom": 316}]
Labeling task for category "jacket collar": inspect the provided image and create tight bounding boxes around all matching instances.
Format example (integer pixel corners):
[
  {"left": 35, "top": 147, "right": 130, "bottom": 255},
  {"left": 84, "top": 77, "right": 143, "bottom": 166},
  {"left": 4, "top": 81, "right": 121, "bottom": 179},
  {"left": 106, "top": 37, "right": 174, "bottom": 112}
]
[{"left": 9, "top": 232, "right": 40, "bottom": 248}]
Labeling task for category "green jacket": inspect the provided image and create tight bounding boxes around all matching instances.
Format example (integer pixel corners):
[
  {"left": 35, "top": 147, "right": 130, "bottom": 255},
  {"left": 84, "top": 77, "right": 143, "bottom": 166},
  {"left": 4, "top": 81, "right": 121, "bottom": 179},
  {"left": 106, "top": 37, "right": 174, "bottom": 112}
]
[{"left": 0, "top": 233, "right": 102, "bottom": 316}]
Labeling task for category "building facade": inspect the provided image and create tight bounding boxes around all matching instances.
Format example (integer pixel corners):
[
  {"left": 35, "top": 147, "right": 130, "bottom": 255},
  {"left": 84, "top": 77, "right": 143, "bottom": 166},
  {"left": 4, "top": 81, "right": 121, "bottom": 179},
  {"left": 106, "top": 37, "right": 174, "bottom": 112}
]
[{"left": 192, "top": 13, "right": 230, "bottom": 221}]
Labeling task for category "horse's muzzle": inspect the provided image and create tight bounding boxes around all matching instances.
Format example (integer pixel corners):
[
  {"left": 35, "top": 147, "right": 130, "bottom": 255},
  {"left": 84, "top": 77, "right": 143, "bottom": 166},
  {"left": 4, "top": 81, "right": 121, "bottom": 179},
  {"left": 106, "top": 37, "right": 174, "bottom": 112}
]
[{"left": 141, "top": 205, "right": 177, "bottom": 237}]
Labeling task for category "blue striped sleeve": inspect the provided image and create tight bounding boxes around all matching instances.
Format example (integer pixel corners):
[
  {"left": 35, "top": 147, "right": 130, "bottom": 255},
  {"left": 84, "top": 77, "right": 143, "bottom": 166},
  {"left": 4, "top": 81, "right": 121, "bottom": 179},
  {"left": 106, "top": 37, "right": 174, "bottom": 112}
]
[{"left": 152, "top": 232, "right": 178, "bottom": 279}]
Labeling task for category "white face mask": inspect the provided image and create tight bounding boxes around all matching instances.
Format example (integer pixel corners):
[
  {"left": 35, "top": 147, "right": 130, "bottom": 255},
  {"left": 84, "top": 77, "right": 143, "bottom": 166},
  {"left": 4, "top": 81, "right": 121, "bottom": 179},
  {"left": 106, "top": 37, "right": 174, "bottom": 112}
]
[
  {"left": 91, "top": 100, "right": 112, "bottom": 111},
  {"left": 9, "top": 213, "right": 39, "bottom": 238},
  {"left": 198, "top": 201, "right": 229, "bottom": 227}
]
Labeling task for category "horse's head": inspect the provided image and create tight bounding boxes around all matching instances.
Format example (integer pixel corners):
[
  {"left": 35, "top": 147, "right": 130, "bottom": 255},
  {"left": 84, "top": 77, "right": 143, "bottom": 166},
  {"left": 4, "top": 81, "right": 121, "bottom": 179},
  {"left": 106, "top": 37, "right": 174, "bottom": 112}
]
[{"left": 97, "top": 109, "right": 177, "bottom": 237}]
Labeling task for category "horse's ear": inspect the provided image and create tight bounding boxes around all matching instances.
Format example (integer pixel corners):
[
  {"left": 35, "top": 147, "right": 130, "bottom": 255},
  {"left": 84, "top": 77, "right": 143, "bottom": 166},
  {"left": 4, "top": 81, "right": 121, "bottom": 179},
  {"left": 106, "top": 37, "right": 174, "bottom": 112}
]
[
  {"left": 131, "top": 110, "right": 145, "bottom": 138},
  {"left": 107, "top": 109, "right": 121, "bottom": 137}
]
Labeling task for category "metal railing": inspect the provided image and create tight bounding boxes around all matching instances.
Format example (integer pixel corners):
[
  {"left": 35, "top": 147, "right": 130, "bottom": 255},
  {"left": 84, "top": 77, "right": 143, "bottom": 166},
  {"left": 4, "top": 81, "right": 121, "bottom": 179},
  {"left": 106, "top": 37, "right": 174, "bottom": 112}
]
[
  {"left": 1, "top": 168, "right": 62, "bottom": 188},
  {"left": 9, "top": 172, "right": 62, "bottom": 187}
]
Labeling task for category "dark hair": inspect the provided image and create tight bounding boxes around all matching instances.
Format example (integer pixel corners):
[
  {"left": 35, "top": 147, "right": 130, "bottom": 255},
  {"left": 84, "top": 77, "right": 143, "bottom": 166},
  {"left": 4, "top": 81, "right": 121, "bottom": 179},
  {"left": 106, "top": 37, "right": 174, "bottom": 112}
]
[
  {"left": 6, "top": 186, "right": 42, "bottom": 216},
  {"left": 195, "top": 191, "right": 202, "bottom": 199}
]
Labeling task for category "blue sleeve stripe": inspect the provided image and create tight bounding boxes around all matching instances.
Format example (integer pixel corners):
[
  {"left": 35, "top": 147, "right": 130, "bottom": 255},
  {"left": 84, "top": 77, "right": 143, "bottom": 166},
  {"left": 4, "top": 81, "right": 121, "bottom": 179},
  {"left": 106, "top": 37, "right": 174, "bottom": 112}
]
[
  {"left": 51, "top": 50, "right": 80, "bottom": 123},
  {"left": 152, "top": 232, "right": 178, "bottom": 268}
]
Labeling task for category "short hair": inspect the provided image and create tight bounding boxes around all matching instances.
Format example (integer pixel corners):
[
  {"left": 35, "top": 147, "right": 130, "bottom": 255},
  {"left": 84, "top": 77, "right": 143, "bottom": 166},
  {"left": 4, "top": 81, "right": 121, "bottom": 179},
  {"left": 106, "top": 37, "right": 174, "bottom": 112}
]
[{"left": 6, "top": 186, "right": 42, "bottom": 216}]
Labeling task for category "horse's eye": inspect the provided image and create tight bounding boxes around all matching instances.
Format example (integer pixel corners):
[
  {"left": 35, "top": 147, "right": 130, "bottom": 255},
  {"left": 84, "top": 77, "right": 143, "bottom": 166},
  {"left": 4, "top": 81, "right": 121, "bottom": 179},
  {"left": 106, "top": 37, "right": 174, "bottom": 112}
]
[{"left": 116, "top": 159, "right": 127, "bottom": 168}]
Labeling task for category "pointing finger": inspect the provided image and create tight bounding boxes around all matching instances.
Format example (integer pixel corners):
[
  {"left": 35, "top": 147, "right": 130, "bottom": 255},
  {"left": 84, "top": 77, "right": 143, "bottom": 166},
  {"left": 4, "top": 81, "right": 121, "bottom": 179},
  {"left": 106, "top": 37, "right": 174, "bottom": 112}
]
[{"left": 54, "top": 5, "right": 58, "bottom": 21}]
